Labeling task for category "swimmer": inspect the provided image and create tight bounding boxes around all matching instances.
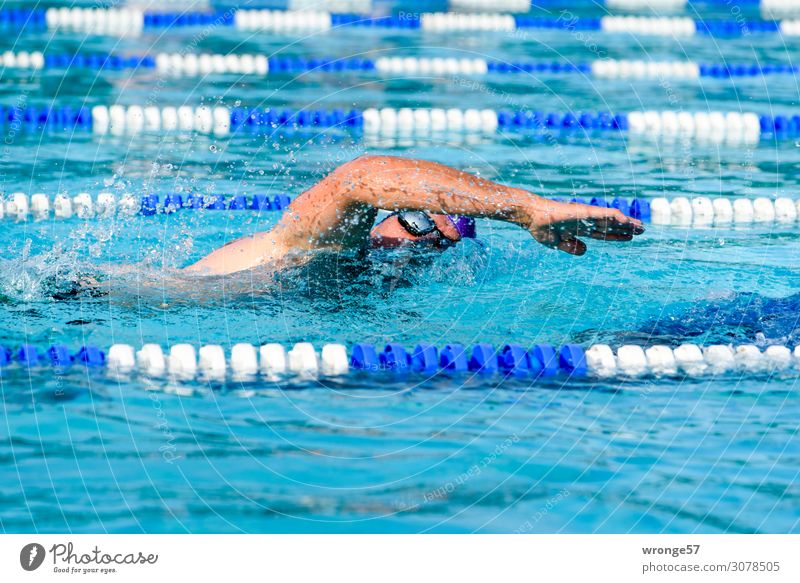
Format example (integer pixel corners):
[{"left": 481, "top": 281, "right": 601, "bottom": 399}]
[{"left": 184, "top": 155, "right": 645, "bottom": 276}]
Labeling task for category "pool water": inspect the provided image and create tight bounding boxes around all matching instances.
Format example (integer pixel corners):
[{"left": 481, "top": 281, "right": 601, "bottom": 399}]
[{"left": 1, "top": 1, "right": 799, "bottom": 533}]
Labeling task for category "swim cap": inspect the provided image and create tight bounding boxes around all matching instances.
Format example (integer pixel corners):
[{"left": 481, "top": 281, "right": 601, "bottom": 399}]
[{"left": 447, "top": 215, "right": 477, "bottom": 238}]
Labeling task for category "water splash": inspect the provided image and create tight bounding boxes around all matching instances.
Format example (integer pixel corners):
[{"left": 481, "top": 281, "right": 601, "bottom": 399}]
[{"left": 0, "top": 240, "right": 90, "bottom": 302}]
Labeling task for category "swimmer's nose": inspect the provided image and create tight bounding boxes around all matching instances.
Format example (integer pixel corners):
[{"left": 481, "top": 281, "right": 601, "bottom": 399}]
[{"left": 431, "top": 214, "right": 461, "bottom": 242}]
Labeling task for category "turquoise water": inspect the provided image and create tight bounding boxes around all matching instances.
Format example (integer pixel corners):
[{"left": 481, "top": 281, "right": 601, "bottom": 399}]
[{"left": 1, "top": 4, "right": 799, "bottom": 533}]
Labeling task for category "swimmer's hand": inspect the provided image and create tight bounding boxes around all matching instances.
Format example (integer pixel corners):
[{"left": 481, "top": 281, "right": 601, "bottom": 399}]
[{"left": 527, "top": 199, "right": 645, "bottom": 256}]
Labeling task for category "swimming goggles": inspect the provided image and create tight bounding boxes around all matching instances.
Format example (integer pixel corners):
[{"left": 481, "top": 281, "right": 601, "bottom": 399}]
[
  {"left": 396, "top": 210, "right": 444, "bottom": 237},
  {"left": 395, "top": 210, "right": 477, "bottom": 238}
]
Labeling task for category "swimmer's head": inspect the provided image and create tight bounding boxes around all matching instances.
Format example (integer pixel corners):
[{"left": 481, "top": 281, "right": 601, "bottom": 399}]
[{"left": 369, "top": 211, "right": 476, "bottom": 249}]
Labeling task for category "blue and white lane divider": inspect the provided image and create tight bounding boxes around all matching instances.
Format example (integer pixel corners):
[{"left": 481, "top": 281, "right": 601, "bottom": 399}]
[
  {"left": 2, "top": 341, "right": 799, "bottom": 381},
  {"left": 448, "top": 0, "right": 532, "bottom": 12},
  {"left": 212, "top": 0, "right": 800, "bottom": 19},
  {"left": 462, "top": 0, "right": 800, "bottom": 13},
  {"left": 285, "top": 0, "right": 373, "bottom": 10},
  {"left": 554, "top": 196, "right": 800, "bottom": 226},
  {"left": 0, "top": 192, "right": 291, "bottom": 221},
  {"left": 1, "top": 192, "right": 796, "bottom": 227},
  {"left": 4, "top": 8, "right": 799, "bottom": 37},
  {"left": 230, "top": 12, "right": 797, "bottom": 37},
  {"left": 6, "top": 51, "right": 797, "bottom": 80},
  {"left": 6, "top": 105, "right": 800, "bottom": 143},
  {"left": 543, "top": 0, "right": 800, "bottom": 15}
]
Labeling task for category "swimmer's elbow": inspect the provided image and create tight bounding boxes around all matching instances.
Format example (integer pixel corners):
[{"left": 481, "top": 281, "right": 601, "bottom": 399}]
[
  {"left": 332, "top": 155, "right": 386, "bottom": 182},
  {"left": 327, "top": 155, "right": 400, "bottom": 203},
  {"left": 340, "top": 154, "right": 389, "bottom": 170}
]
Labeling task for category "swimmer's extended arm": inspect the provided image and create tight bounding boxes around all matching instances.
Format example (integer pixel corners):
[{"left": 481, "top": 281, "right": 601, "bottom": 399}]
[
  {"left": 184, "top": 155, "right": 644, "bottom": 274},
  {"left": 279, "top": 155, "right": 644, "bottom": 253}
]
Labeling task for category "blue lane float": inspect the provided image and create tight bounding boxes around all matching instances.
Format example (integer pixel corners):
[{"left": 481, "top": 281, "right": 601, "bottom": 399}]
[
  {"left": 144, "top": 193, "right": 293, "bottom": 213},
  {"left": 6, "top": 344, "right": 106, "bottom": 368},
  {"left": 48, "top": 345, "right": 73, "bottom": 367},
  {"left": 1, "top": 341, "right": 798, "bottom": 384}
]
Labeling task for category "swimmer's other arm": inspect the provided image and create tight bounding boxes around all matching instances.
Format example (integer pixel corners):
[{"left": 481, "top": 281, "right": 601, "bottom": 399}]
[{"left": 184, "top": 155, "right": 644, "bottom": 275}]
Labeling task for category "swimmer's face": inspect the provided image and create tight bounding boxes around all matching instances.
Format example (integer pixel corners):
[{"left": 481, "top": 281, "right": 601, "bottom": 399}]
[{"left": 369, "top": 213, "right": 462, "bottom": 249}]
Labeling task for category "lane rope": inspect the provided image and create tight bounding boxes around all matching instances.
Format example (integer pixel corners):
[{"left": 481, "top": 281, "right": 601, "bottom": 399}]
[
  {"left": 3, "top": 341, "right": 797, "bottom": 382},
  {"left": 0, "top": 192, "right": 292, "bottom": 221},
  {"left": 6, "top": 104, "right": 800, "bottom": 143},
  {"left": 452, "top": 0, "right": 800, "bottom": 15},
  {"left": 5, "top": 51, "right": 797, "bottom": 80},
  {"left": 3, "top": 8, "right": 799, "bottom": 38},
  {"left": 2, "top": 192, "right": 798, "bottom": 227}
]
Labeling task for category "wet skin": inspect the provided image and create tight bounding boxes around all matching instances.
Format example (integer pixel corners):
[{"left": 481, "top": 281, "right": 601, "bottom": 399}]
[{"left": 183, "top": 155, "right": 645, "bottom": 276}]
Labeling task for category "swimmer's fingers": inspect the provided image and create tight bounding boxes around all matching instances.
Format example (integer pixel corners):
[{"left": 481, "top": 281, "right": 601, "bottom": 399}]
[
  {"left": 538, "top": 202, "right": 643, "bottom": 235},
  {"left": 557, "top": 236, "right": 587, "bottom": 255},
  {"left": 532, "top": 228, "right": 587, "bottom": 255},
  {"left": 532, "top": 202, "right": 643, "bottom": 254},
  {"left": 575, "top": 215, "right": 644, "bottom": 236},
  {"left": 592, "top": 209, "right": 644, "bottom": 234},
  {"left": 588, "top": 230, "right": 634, "bottom": 242}
]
